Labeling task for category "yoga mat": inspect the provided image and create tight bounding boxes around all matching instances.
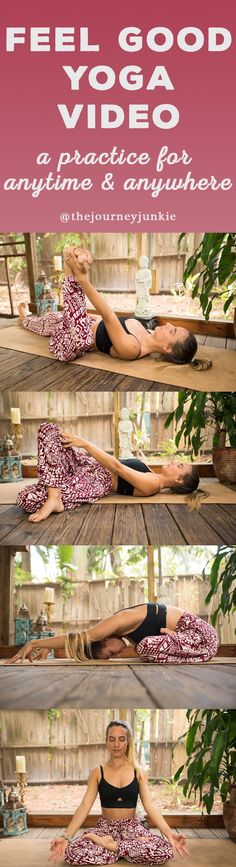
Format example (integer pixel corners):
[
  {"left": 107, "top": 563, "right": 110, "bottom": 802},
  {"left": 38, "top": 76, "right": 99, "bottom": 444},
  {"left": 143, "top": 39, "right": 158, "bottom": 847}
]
[
  {"left": 1, "top": 479, "right": 236, "bottom": 505},
  {"left": 0, "top": 324, "right": 235, "bottom": 389},
  {"left": 1, "top": 657, "right": 234, "bottom": 666},
  {"left": 0, "top": 833, "right": 234, "bottom": 867}
]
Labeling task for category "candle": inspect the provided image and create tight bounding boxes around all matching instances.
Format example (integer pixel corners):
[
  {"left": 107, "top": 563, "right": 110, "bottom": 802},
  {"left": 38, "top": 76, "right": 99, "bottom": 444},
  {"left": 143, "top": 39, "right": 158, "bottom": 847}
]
[
  {"left": 16, "top": 756, "right": 26, "bottom": 773},
  {"left": 54, "top": 255, "right": 62, "bottom": 271},
  {"left": 45, "top": 587, "right": 54, "bottom": 603},
  {"left": 11, "top": 407, "right": 21, "bottom": 425}
]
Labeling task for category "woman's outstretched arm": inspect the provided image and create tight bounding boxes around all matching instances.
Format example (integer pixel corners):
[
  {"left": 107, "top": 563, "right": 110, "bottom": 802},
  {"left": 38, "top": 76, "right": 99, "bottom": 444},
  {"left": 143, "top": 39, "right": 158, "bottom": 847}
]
[
  {"left": 7, "top": 612, "right": 142, "bottom": 665},
  {"left": 61, "top": 432, "right": 121, "bottom": 474},
  {"left": 139, "top": 776, "right": 189, "bottom": 857},
  {"left": 49, "top": 768, "right": 99, "bottom": 862},
  {"left": 59, "top": 768, "right": 98, "bottom": 837},
  {"left": 5, "top": 634, "right": 66, "bottom": 664},
  {"left": 84, "top": 609, "right": 133, "bottom": 642},
  {"left": 61, "top": 433, "right": 161, "bottom": 496}
]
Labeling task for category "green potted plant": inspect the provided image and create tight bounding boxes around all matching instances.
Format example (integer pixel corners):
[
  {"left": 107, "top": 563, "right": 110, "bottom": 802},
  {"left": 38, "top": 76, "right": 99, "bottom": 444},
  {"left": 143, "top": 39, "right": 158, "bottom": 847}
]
[
  {"left": 179, "top": 232, "right": 236, "bottom": 328},
  {"left": 165, "top": 391, "right": 236, "bottom": 484},
  {"left": 203, "top": 547, "right": 236, "bottom": 632},
  {"left": 174, "top": 709, "right": 236, "bottom": 839}
]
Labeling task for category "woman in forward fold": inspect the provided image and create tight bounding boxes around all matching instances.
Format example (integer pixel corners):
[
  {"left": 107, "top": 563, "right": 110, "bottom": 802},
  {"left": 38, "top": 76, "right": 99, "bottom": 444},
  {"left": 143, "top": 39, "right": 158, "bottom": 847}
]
[
  {"left": 15, "top": 423, "right": 204, "bottom": 523},
  {"left": 47, "top": 720, "right": 189, "bottom": 864},
  {"left": 8, "top": 602, "right": 219, "bottom": 665},
  {"left": 18, "top": 247, "right": 197, "bottom": 365}
]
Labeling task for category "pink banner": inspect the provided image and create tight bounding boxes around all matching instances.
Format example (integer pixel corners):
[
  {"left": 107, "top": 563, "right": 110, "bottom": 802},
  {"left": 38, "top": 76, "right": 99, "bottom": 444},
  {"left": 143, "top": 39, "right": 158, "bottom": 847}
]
[{"left": 0, "top": 0, "right": 235, "bottom": 231}]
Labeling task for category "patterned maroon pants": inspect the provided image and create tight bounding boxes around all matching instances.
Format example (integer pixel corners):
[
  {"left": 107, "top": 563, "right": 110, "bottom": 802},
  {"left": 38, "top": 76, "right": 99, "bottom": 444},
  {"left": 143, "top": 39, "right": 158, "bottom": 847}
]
[
  {"left": 16, "top": 423, "right": 113, "bottom": 512},
  {"left": 23, "top": 277, "right": 94, "bottom": 361},
  {"left": 136, "top": 611, "right": 219, "bottom": 663},
  {"left": 65, "top": 817, "right": 173, "bottom": 865}
]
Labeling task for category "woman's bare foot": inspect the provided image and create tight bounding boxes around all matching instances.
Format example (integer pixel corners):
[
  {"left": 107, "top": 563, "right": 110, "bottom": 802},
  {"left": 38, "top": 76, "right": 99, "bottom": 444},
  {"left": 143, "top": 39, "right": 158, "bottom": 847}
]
[
  {"left": 28, "top": 491, "right": 64, "bottom": 523},
  {"left": 83, "top": 833, "right": 117, "bottom": 852},
  {"left": 18, "top": 302, "right": 29, "bottom": 324}
]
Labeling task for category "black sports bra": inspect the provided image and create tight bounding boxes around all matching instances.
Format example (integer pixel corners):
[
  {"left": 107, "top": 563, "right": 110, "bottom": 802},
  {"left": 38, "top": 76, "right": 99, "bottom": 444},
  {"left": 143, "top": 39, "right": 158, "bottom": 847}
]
[
  {"left": 96, "top": 317, "right": 141, "bottom": 357},
  {"left": 98, "top": 766, "right": 139, "bottom": 809},
  {"left": 125, "top": 602, "right": 167, "bottom": 645},
  {"left": 117, "top": 459, "right": 152, "bottom": 496}
]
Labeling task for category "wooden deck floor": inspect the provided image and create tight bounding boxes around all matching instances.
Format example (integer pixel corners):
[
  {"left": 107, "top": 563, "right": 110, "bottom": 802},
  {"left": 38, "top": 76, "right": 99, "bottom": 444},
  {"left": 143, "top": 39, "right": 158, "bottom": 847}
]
[
  {"left": 0, "top": 331, "right": 234, "bottom": 390},
  {"left": 0, "top": 662, "right": 235, "bottom": 709},
  {"left": 0, "top": 347, "right": 177, "bottom": 391},
  {"left": 0, "top": 502, "right": 235, "bottom": 544},
  {"left": 1, "top": 834, "right": 234, "bottom": 867}
]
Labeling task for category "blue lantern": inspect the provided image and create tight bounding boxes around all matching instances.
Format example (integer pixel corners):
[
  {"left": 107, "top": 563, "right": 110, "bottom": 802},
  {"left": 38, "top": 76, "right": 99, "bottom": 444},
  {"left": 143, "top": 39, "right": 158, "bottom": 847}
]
[
  {"left": 35, "top": 272, "right": 58, "bottom": 315},
  {"left": 15, "top": 604, "right": 33, "bottom": 646},
  {"left": 0, "top": 434, "right": 22, "bottom": 483},
  {"left": 2, "top": 787, "right": 28, "bottom": 837}
]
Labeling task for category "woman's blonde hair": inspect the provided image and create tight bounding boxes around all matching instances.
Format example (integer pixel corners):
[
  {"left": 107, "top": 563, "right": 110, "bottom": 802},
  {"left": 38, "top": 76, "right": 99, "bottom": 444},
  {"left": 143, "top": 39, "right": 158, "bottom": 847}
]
[
  {"left": 65, "top": 631, "right": 123, "bottom": 663},
  {"left": 105, "top": 720, "right": 142, "bottom": 774},
  {"left": 65, "top": 630, "right": 94, "bottom": 663},
  {"left": 186, "top": 489, "right": 209, "bottom": 511},
  {"left": 170, "top": 464, "right": 209, "bottom": 511}
]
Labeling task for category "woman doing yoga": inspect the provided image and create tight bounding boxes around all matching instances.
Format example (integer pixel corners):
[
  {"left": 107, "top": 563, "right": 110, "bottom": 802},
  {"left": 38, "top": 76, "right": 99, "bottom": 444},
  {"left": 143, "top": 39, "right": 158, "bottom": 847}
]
[
  {"left": 19, "top": 247, "right": 197, "bottom": 365},
  {"left": 7, "top": 602, "right": 219, "bottom": 665},
  {"left": 16, "top": 422, "right": 203, "bottom": 522},
  {"left": 47, "top": 721, "right": 188, "bottom": 864}
]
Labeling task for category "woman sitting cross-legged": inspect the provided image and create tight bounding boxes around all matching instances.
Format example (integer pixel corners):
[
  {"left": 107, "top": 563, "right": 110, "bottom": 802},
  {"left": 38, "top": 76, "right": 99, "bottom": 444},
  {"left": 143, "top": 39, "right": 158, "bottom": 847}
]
[
  {"left": 18, "top": 246, "right": 197, "bottom": 365},
  {"left": 15, "top": 423, "right": 206, "bottom": 522},
  {"left": 48, "top": 721, "right": 188, "bottom": 863},
  {"left": 7, "top": 602, "right": 219, "bottom": 666}
]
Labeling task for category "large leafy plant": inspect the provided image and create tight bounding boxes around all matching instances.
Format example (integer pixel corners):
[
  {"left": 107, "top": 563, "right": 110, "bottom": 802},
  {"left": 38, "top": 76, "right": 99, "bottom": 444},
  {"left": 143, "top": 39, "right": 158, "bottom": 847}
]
[
  {"left": 204, "top": 547, "right": 236, "bottom": 630},
  {"left": 174, "top": 709, "right": 236, "bottom": 813},
  {"left": 164, "top": 391, "right": 236, "bottom": 455},
  {"left": 179, "top": 233, "right": 236, "bottom": 318}
]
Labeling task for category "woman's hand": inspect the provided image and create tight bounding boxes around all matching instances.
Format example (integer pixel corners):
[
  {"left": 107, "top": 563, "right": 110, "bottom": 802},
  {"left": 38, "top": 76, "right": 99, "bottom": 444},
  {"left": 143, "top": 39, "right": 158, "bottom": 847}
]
[
  {"left": 167, "top": 832, "right": 190, "bottom": 858},
  {"left": 60, "top": 431, "right": 84, "bottom": 449},
  {"left": 160, "top": 627, "right": 176, "bottom": 637},
  {"left": 63, "top": 246, "right": 75, "bottom": 277},
  {"left": 64, "top": 248, "right": 87, "bottom": 275},
  {"left": 5, "top": 640, "right": 36, "bottom": 665},
  {"left": 63, "top": 246, "right": 92, "bottom": 277},
  {"left": 28, "top": 648, "right": 50, "bottom": 662},
  {"left": 74, "top": 246, "right": 92, "bottom": 265},
  {"left": 48, "top": 837, "right": 68, "bottom": 862}
]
